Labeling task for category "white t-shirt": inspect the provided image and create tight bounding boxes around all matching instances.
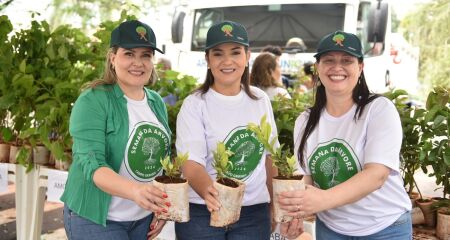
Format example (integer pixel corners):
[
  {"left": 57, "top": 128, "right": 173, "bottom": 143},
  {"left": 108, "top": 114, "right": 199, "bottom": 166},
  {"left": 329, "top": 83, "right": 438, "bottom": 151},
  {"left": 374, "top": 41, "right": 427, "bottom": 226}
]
[
  {"left": 294, "top": 97, "right": 411, "bottom": 236},
  {"left": 262, "top": 86, "right": 291, "bottom": 100},
  {"left": 108, "top": 94, "right": 170, "bottom": 221},
  {"left": 176, "top": 86, "right": 278, "bottom": 206}
]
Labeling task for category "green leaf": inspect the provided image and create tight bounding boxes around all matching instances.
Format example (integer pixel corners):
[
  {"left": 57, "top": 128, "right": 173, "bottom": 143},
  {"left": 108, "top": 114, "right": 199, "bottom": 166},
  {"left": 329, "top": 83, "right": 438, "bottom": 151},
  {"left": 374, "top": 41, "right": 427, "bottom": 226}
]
[
  {"left": 19, "top": 59, "right": 27, "bottom": 73},
  {"left": 46, "top": 43, "right": 56, "bottom": 59},
  {"left": 444, "top": 148, "right": 450, "bottom": 167},
  {"left": 212, "top": 142, "right": 233, "bottom": 179},
  {"left": 432, "top": 115, "right": 446, "bottom": 129},
  {"left": 1, "top": 128, "right": 13, "bottom": 142},
  {"left": 58, "top": 45, "right": 68, "bottom": 59},
  {"left": 425, "top": 106, "right": 440, "bottom": 122}
]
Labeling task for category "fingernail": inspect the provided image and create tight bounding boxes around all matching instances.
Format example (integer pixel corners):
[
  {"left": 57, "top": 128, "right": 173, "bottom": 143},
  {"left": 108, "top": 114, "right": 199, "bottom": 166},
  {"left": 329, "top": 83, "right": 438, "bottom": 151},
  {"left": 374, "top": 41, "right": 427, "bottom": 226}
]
[
  {"left": 157, "top": 212, "right": 161, "bottom": 215},
  {"left": 163, "top": 193, "right": 168, "bottom": 198},
  {"left": 162, "top": 209, "right": 168, "bottom": 213},
  {"left": 150, "top": 224, "right": 154, "bottom": 230},
  {"left": 165, "top": 202, "right": 171, "bottom": 207}
]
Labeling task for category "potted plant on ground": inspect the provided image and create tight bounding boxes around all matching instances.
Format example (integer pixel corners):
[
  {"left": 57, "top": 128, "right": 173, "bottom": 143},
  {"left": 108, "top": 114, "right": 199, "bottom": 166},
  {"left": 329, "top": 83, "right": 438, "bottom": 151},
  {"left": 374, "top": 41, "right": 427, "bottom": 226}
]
[
  {"left": 423, "top": 87, "right": 450, "bottom": 233},
  {"left": 0, "top": 15, "right": 14, "bottom": 163},
  {"left": 0, "top": 116, "right": 13, "bottom": 163},
  {"left": 247, "top": 115, "right": 304, "bottom": 223},
  {"left": 210, "top": 142, "right": 245, "bottom": 227},
  {"left": 432, "top": 199, "right": 450, "bottom": 239},
  {"left": 153, "top": 153, "right": 190, "bottom": 222},
  {"left": 385, "top": 89, "right": 427, "bottom": 206}
]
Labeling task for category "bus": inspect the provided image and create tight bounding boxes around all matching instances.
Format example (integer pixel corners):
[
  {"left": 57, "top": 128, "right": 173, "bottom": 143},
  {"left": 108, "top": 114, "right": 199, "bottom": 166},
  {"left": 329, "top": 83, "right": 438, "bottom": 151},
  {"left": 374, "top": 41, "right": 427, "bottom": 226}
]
[{"left": 168, "top": 0, "right": 393, "bottom": 93}]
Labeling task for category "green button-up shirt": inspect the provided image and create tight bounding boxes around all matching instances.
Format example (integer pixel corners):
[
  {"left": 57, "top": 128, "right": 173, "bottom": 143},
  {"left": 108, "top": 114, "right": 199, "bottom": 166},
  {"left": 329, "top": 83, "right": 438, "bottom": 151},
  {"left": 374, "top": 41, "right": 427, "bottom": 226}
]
[{"left": 60, "top": 84, "right": 171, "bottom": 226}]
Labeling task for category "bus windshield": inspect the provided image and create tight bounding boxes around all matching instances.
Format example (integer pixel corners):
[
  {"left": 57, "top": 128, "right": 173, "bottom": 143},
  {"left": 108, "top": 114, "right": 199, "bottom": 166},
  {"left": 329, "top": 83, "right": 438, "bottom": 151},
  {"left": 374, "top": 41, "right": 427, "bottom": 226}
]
[{"left": 192, "top": 4, "right": 346, "bottom": 52}]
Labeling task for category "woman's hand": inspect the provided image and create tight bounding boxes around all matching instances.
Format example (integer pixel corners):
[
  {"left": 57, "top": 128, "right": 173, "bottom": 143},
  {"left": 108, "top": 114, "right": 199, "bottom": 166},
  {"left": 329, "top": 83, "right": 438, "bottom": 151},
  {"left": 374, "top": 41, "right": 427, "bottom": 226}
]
[
  {"left": 280, "top": 218, "right": 304, "bottom": 239},
  {"left": 204, "top": 184, "right": 221, "bottom": 212},
  {"left": 147, "top": 218, "right": 166, "bottom": 240},
  {"left": 132, "top": 182, "right": 169, "bottom": 214},
  {"left": 278, "top": 184, "right": 329, "bottom": 218}
]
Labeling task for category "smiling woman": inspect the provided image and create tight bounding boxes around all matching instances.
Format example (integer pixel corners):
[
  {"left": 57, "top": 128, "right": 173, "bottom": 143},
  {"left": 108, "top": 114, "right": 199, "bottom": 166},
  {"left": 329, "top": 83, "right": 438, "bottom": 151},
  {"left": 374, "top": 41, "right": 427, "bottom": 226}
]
[
  {"left": 174, "top": 20, "right": 303, "bottom": 240},
  {"left": 278, "top": 30, "right": 412, "bottom": 239},
  {"left": 60, "top": 20, "right": 172, "bottom": 240}
]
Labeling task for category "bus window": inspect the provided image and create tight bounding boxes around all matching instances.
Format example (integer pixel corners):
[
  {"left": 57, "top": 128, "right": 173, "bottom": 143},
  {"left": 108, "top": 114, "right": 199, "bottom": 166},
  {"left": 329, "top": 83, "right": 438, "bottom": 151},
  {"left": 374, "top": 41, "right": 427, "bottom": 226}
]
[
  {"left": 191, "top": 4, "right": 345, "bottom": 52},
  {"left": 192, "top": 9, "right": 223, "bottom": 50}
]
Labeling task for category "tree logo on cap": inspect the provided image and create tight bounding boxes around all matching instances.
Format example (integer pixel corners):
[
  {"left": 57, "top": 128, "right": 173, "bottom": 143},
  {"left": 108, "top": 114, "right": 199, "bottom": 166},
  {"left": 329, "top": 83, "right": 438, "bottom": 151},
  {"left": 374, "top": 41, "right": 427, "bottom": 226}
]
[
  {"left": 136, "top": 26, "right": 148, "bottom": 41},
  {"left": 332, "top": 34, "right": 345, "bottom": 47},
  {"left": 221, "top": 24, "right": 233, "bottom": 37}
]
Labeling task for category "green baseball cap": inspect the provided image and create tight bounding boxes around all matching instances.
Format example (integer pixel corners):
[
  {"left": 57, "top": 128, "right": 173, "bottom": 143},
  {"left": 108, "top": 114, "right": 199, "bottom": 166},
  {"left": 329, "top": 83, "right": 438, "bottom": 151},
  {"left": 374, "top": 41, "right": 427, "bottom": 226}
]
[
  {"left": 205, "top": 21, "right": 249, "bottom": 50},
  {"left": 314, "top": 30, "right": 363, "bottom": 59},
  {"left": 110, "top": 20, "right": 163, "bottom": 53}
]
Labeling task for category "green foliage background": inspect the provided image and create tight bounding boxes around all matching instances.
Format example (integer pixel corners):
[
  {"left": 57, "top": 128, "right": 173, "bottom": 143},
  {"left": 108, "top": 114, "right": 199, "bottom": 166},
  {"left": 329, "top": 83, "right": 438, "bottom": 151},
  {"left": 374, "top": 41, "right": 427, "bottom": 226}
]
[{"left": 401, "top": 0, "right": 450, "bottom": 91}]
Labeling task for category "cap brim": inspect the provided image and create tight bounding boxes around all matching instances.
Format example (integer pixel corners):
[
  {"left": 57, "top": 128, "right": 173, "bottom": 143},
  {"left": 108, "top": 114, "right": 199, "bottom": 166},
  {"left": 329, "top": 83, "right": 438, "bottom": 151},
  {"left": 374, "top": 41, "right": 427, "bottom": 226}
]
[
  {"left": 314, "top": 49, "right": 362, "bottom": 59},
  {"left": 205, "top": 40, "right": 249, "bottom": 51},
  {"left": 117, "top": 43, "right": 164, "bottom": 54}
]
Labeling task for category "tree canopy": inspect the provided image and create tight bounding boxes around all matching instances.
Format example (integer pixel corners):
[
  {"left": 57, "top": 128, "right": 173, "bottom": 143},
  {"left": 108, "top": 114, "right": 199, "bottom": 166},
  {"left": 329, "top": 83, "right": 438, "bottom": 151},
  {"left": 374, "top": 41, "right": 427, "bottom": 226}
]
[{"left": 401, "top": 0, "right": 450, "bottom": 90}]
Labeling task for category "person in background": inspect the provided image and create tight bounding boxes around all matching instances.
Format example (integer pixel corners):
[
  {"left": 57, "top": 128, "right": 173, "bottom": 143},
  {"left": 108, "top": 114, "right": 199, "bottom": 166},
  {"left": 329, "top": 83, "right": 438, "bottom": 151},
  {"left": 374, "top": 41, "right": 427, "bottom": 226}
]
[
  {"left": 156, "top": 57, "right": 177, "bottom": 106},
  {"left": 297, "top": 61, "right": 315, "bottom": 93},
  {"left": 285, "top": 37, "right": 307, "bottom": 53},
  {"left": 174, "top": 20, "right": 303, "bottom": 240},
  {"left": 156, "top": 56, "right": 172, "bottom": 71},
  {"left": 250, "top": 52, "right": 291, "bottom": 100},
  {"left": 278, "top": 30, "right": 412, "bottom": 239},
  {"left": 261, "top": 45, "right": 293, "bottom": 89},
  {"left": 61, "top": 20, "right": 171, "bottom": 240}
]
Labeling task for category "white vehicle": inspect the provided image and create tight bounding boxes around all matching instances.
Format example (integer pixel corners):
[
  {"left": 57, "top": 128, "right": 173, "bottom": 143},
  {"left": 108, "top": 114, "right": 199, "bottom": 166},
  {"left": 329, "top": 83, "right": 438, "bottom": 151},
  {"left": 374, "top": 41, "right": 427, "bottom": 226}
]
[{"left": 169, "top": 0, "right": 394, "bottom": 93}]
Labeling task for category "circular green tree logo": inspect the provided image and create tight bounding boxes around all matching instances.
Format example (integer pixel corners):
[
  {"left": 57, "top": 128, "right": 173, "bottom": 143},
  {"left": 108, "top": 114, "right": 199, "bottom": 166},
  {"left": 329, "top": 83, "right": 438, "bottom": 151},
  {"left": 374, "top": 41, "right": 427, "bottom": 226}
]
[
  {"left": 224, "top": 127, "right": 264, "bottom": 180},
  {"left": 125, "top": 122, "right": 170, "bottom": 181},
  {"left": 309, "top": 139, "right": 361, "bottom": 189}
]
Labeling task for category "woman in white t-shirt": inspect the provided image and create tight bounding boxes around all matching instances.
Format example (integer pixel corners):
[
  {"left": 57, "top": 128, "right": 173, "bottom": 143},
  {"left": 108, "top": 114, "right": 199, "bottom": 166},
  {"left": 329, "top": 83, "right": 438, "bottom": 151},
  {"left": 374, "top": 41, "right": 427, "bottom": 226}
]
[
  {"left": 250, "top": 52, "right": 291, "bottom": 100},
  {"left": 174, "top": 21, "right": 303, "bottom": 240},
  {"left": 278, "top": 31, "right": 412, "bottom": 239}
]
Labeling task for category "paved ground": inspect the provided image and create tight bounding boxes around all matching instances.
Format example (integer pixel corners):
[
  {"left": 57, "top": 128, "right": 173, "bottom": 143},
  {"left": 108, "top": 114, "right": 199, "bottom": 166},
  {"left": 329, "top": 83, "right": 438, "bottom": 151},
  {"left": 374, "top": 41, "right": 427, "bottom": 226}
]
[{"left": 0, "top": 167, "right": 444, "bottom": 240}]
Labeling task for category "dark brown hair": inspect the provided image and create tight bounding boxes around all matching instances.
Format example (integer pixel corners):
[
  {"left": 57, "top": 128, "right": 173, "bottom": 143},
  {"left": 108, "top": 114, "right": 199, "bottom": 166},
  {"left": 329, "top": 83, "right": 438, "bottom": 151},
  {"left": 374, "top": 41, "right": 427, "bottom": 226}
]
[{"left": 261, "top": 45, "right": 282, "bottom": 56}]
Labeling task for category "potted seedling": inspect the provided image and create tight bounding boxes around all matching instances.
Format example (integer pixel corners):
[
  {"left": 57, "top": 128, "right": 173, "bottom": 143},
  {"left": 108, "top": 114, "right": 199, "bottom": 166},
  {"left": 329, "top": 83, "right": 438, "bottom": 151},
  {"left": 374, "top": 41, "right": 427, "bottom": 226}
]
[
  {"left": 153, "top": 153, "right": 190, "bottom": 222},
  {"left": 210, "top": 142, "right": 246, "bottom": 227},
  {"left": 248, "top": 115, "right": 304, "bottom": 223}
]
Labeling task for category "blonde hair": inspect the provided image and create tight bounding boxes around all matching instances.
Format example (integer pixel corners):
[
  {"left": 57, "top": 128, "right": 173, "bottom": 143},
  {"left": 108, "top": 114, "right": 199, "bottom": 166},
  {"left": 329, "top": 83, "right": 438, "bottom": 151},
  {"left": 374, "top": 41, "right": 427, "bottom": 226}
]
[
  {"left": 82, "top": 47, "right": 158, "bottom": 90},
  {"left": 250, "top": 52, "right": 281, "bottom": 88}
]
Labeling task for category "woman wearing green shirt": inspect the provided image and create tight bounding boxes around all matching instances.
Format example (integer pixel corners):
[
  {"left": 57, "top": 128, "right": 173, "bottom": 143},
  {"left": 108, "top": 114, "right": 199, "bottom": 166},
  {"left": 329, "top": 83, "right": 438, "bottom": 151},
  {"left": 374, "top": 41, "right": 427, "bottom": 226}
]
[{"left": 61, "top": 20, "right": 172, "bottom": 240}]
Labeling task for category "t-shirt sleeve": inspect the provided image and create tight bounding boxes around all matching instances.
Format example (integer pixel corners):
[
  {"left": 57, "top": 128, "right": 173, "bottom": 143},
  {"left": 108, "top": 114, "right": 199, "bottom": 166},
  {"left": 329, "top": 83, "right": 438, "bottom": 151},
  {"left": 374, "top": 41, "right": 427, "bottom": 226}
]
[
  {"left": 175, "top": 95, "right": 208, "bottom": 166},
  {"left": 364, "top": 98, "right": 402, "bottom": 172},
  {"left": 293, "top": 111, "right": 310, "bottom": 175}
]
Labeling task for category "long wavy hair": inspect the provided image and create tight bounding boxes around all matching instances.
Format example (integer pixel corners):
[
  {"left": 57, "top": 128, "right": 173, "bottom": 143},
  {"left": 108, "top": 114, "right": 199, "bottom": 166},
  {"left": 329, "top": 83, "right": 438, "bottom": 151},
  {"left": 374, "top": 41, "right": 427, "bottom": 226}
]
[
  {"left": 82, "top": 47, "right": 158, "bottom": 90},
  {"left": 297, "top": 57, "right": 380, "bottom": 167},
  {"left": 197, "top": 46, "right": 257, "bottom": 100},
  {"left": 250, "top": 52, "right": 281, "bottom": 88}
]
